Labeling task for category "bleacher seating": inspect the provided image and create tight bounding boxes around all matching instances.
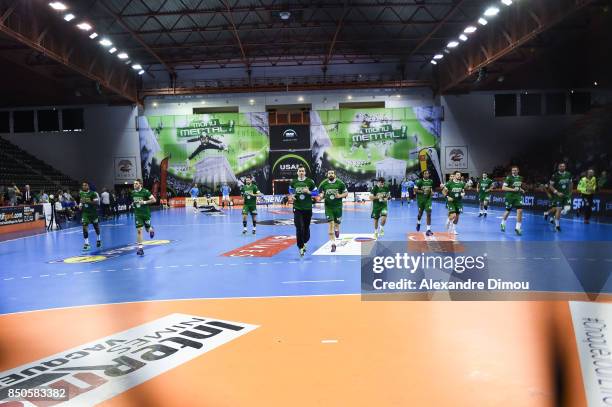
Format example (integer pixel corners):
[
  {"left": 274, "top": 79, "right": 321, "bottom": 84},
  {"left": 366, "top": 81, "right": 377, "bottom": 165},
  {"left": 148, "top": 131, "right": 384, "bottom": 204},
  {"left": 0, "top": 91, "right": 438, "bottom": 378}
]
[{"left": 0, "top": 137, "right": 79, "bottom": 195}]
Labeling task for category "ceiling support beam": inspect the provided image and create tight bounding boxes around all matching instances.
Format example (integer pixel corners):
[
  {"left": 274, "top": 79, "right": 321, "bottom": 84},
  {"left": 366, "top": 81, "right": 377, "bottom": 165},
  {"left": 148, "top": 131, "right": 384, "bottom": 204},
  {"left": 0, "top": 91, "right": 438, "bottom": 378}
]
[
  {"left": 0, "top": 0, "right": 138, "bottom": 103},
  {"left": 437, "top": 0, "right": 595, "bottom": 93},
  {"left": 219, "top": 0, "right": 250, "bottom": 73},
  {"left": 98, "top": 0, "right": 175, "bottom": 78},
  {"left": 322, "top": 0, "right": 350, "bottom": 74}
]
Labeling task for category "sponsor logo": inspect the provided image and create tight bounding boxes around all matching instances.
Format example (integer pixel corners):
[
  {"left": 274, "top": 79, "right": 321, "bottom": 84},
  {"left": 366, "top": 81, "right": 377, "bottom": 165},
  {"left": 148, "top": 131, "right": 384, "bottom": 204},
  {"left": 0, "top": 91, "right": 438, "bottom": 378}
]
[
  {"left": 312, "top": 234, "right": 376, "bottom": 256},
  {"left": 271, "top": 154, "right": 311, "bottom": 172},
  {"left": 49, "top": 240, "right": 171, "bottom": 264},
  {"left": 0, "top": 314, "right": 257, "bottom": 406},
  {"left": 283, "top": 129, "right": 297, "bottom": 139},
  {"left": 222, "top": 235, "right": 296, "bottom": 257}
]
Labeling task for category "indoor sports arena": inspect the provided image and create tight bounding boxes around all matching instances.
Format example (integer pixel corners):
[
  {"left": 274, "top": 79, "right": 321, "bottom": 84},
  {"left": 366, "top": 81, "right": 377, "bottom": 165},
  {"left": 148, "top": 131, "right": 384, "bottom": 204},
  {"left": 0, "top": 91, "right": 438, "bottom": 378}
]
[{"left": 1, "top": 1, "right": 611, "bottom": 406}]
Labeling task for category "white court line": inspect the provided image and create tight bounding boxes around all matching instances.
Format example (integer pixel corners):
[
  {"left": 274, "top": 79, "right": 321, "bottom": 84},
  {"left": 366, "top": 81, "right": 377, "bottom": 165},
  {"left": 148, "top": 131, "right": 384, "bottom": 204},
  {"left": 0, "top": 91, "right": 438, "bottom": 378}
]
[
  {"left": 56, "top": 273, "right": 66, "bottom": 276},
  {"left": 73, "top": 272, "right": 84, "bottom": 275},
  {"left": 4, "top": 278, "right": 14, "bottom": 281},
  {"left": 282, "top": 279, "right": 345, "bottom": 284},
  {"left": 22, "top": 276, "right": 32, "bottom": 279},
  {"left": 321, "top": 339, "right": 338, "bottom": 344},
  {"left": 168, "top": 265, "right": 179, "bottom": 268},
  {"left": 40, "top": 274, "right": 49, "bottom": 277}
]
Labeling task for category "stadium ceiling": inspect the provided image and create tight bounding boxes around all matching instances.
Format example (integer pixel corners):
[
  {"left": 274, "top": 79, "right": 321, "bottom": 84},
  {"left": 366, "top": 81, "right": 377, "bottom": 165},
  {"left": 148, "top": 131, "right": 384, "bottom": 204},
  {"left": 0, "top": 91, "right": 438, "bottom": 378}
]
[{"left": 0, "top": 0, "right": 608, "bottom": 106}]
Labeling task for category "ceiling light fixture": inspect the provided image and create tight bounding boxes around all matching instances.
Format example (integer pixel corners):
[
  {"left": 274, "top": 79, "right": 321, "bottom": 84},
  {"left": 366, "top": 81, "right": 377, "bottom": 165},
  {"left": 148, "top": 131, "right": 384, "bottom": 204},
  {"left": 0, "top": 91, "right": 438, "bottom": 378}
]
[
  {"left": 478, "top": 17, "right": 488, "bottom": 25},
  {"left": 117, "top": 52, "right": 129, "bottom": 59},
  {"left": 49, "top": 2, "right": 67, "bottom": 11},
  {"left": 63, "top": 13, "right": 75, "bottom": 21},
  {"left": 484, "top": 7, "right": 500, "bottom": 17},
  {"left": 77, "top": 22, "right": 92, "bottom": 31},
  {"left": 89, "top": 32, "right": 98, "bottom": 39},
  {"left": 99, "top": 38, "right": 112, "bottom": 47}
]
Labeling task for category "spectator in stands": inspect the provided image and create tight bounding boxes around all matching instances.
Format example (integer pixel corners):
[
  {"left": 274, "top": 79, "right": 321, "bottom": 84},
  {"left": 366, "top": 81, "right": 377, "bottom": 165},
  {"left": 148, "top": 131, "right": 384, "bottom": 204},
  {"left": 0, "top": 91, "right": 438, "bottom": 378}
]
[
  {"left": 38, "top": 190, "right": 49, "bottom": 204},
  {"left": 8, "top": 184, "right": 20, "bottom": 206},
  {"left": 23, "top": 184, "right": 33, "bottom": 205},
  {"left": 598, "top": 171, "right": 608, "bottom": 190},
  {"left": 0, "top": 185, "right": 5, "bottom": 206},
  {"left": 59, "top": 189, "right": 75, "bottom": 219},
  {"left": 110, "top": 190, "right": 118, "bottom": 217},
  {"left": 101, "top": 188, "right": 111, "bottom": 218}
]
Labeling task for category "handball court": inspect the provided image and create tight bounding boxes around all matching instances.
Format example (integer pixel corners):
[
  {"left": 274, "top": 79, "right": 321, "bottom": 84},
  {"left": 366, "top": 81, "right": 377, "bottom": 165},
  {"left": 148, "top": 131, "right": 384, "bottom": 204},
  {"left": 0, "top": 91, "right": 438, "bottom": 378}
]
[{"left": 1, "top": 201, "right": 611, "bottom": 406}]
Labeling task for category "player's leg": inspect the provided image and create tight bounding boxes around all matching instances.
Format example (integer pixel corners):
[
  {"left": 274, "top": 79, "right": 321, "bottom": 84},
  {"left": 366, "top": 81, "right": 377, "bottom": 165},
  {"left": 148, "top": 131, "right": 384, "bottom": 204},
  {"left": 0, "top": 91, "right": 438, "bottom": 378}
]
[
  {"left": 501, "top": 201, "right": 512, "bottom": 232},
  {"left": 334, "top": 207, "right": 341, "bottom": 238},
  {"left": 135, "top": 219, "right": 144, "bottom": 255},
  {"left": 583, "top": 194, "right": 592, "bottom": 224},
  {"left": 416, "top": 206, "right": 423, "bottom": 231},
  {"left": 242, "top": 207, "right": 248, "bottom": 234},
  {"left": 515, "top": 208, "right": 523, "bottom": 235},
  {"left": 294, "top": 209, "right": 306, "bottom": 255},
  {"left": 303, "top": 209, "right": 312, "bottom": 250},
  {"left": 452, "top": 209, "right": 460, "bottom": 235},
  {"left": 81, "top": 221, "right": 90, "bottom": 251},
  {"left": 93, "top": 218, "right": 102, "bottom": 247},
  {"left": 425, "top": 207, "right": 433, "bottom": 236},
  {"left": 483, "top": 197, "right": 489, "bottom": 217},
  {"left": 372, "top": 211, "right": 380, "bottom": 238},
  {"left": 251, "top": 209, "right": 257, "bottom": 234},
  {"left": 478, "top": 199, "right": 484, "bottom": 217},
  {"left": 554, "top": 199, "right": 562, "bottom": 232},
  {"left": 143, "top": 217, "right": 154, "bottom": 239},
  {"left": 379, "top": 208, "right": 387, "bottom": 236}
]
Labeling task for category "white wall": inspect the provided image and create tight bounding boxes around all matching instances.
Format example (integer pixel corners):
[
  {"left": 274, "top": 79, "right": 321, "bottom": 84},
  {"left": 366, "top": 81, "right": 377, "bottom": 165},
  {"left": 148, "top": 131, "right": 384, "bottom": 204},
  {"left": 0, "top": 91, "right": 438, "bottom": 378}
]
[
  {"left": 1, "top": 105, "right": 140, "bottom": 190},
  {"left": 441, "top": 92, "right": 578, "bottom": 177},
  {"left": 143, "top": 87, "right": 434, "bottom": 114}
]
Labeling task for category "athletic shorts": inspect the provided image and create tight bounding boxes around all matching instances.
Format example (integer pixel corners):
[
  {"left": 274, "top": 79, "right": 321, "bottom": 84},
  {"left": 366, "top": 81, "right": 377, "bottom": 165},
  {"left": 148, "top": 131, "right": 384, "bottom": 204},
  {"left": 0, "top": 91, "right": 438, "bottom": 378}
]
[
  {"left": 504, "top": 196, "right": 523, "bottom": 211},
  {"left": 325, "top": 206, "right": 342, "bottom": 223},
  {"left": 401, "top": 191, "right": 408, "bottom": 198},
  {"left": 242, "top": 204, "right": 257, "bottom": 215},
  {"left": 223, "top": 194, "right": 230, "bottom": 200},
  {"left": 446, "top": 201, "right": 463, "bottom": 214},
  {"left": 371, "top": 206, "right": 388, "bottom": 219},
  {"left": 135, "top": 214, "right": 151, "bottom": 229},
  {"left": 417, "top": 198, "right": 432, "bottom": 212},
  {"left": 81, "top": 212, "right": 99, "bottom": 226},
  {"left": 478, "top": 193, "right": 491, "bottom": 202},
  {"left": 553, "top": 195, "right": 571, "bottom": 208}
]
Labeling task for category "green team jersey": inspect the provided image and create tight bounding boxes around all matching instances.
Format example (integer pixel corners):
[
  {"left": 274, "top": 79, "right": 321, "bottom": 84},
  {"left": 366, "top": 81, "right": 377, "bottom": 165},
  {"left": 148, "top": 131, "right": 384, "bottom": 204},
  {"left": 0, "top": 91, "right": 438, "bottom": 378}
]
[
  {"left": 551, "top": 171, "right": 572, "bottom": 196},
  {"left": 79, "top": 190, "right": 98, "bottom": 215},
  {"left": 444, "top": 181, "right": 465, "bottom": 201},
  {"left": 241, "top": 184, "right": 259, "bottom": 206},
  {"left": 318, "top": 178, "right": 346, "bottom": 208},
  {"left": 131, "top": 188, "right": 152, "bottom": 217},
  {"left": 371, "top": 184, "right": 390, "bottom": 209},
  {"left": 503, "top": 175, "right": 523, "bottom": 200},
  {"left": 478, "top": 178, "right": 494, "bottom": 193},
  {"left": 415, "top": 178, "right": 434, "bottom": 199},
  {"left": 290, "top": 177, "right": 317, "bottom": 211}
]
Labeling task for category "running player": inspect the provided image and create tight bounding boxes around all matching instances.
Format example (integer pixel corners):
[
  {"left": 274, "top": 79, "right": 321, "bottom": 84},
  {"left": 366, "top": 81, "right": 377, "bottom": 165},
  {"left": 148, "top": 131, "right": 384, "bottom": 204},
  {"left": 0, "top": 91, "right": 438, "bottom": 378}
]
[
  {"left": 370, "top": 177, "right": 390, "bottom": 239},
  {"left": 477, "top": 172, "right": 494, "bottom": 217},
  {"left": 241, "top": 175, "right": 261, "bottom": 234},
  {"left": 189, "top": 184, "right": 199, "bottom": 213},
  {"left": 501, "top": 165, "right": 524, "bottom": 235},
  {"left": 407, "top": 178, "right": 415, "bottom": 203},
  {"left": 442, "top": 171, "right": 465, "bottom": 235},
  {"left": 400, "top": 178, "right": 409, "bottom": 206},
  {"left": 543, "top": 183, "right": 556, "bottom": 223},
  {"left": 415, "top": 170, "right": 434, "bottom": 236},
  {"left": 79, "top": 181, "right": 101, "bottom": 251},
  {"left": 131, "top": 179, "right": 156, "bottom": 256},
  {"left": 318, "top": 169, "right": 348, "bottom": 252},
  {"left": 549, "top": 162, "right": 573, "bottom": 232},
  {"left": 221, "top": 183, "right": 231, "bottom": 208},
  {"left": 289, "top": 165, "right": 318, "bottom": 256}
]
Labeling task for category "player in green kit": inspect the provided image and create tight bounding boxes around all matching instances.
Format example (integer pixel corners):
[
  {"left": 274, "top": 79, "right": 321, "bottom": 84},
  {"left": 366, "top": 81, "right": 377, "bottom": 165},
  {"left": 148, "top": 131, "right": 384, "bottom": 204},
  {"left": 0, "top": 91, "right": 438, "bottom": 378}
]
[
  {"left": 241, "top": 175, "right": 262, "bottom": 234},
  {"left": 501, "top": 165, "right": 524, "bottom": 235},
  {"left": 549, "top": 162, "right": 573, "bottom": 232},
  {"left": 131, "top": 179, "right": 156, "bottom": 256},
  {"left": 477, "top": 172, "right": 494, "bottom": 217},
  {"left": 79, "top": 181, "right": 101, "bottom": 251},
  {"left": 289, "top": 165, "right": 318, "bottom": 256},
  {"left": 318, "top": 169, "right": 348, "bottom": 252},
  {"left": 415, "top": 170, "right": 434, "bottom": 236},
  {"left": 370, "top": 177, "right": 390, "bottom": 239},
  {"left": 442, "top": 171, "right": 465, "bottom": 235}
]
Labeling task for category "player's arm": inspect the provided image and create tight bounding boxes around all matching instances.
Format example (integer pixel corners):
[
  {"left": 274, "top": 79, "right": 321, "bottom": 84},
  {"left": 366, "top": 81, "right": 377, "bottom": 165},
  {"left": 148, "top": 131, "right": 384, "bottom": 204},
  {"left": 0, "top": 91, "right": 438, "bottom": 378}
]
[
  {"left": 337, "top": 184, "right": 348, "bottom": 199},
  {"left": 93, "top": 193, "right": 100, "bottom": 205},
  {"left": 288, "top": 182, "right": 296, "bottom": 200},
  {"left": 186, "top": 137, "right": 199, "bottom": 142},
  {"left": 501, "top": 179, "right": 514, "bottom": 192},
  {"left": 309, "top": 181, "right": 319, "bottom": 197},
  {"left": 146, "top": 192, "right": 156, "bottom": 205},
  {"left": 549, "top": 178, "right": 562, "bottom": 196},
  {"left": 370, "top": 188, "right": 377, "bottom": 201},
  {"left": 441, "top": 183, "right": 451, "bottom": 201}
]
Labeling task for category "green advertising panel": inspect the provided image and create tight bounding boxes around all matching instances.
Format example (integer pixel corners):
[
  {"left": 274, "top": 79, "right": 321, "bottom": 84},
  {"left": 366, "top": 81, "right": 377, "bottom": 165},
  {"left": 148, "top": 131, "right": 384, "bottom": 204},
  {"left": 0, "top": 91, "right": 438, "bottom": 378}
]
[
  {"left": 311, "top": 107, "right": 442, "bottom": 185},
  {"left": 139, "top": 112, "right": 269, "bottom": 194}
]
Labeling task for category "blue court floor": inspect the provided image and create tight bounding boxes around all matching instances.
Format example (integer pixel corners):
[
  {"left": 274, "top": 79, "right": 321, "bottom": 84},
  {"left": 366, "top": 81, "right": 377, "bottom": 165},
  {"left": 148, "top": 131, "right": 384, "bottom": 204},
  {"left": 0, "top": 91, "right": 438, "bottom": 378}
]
[{"left": 1, "top": 201, "right": 610, "bottom": 315}]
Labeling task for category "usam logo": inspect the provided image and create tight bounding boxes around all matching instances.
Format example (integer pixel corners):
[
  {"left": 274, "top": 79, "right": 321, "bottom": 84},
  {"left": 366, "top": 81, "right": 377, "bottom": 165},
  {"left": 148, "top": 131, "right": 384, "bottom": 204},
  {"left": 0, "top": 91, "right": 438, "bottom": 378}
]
[
  {"left": 48, "top": 240, "right": 171, "bottom": 264},
  {"left": 283, "top": 129, "right": 297, "bottom": 139},
  {"left": 0, "top": 314, "right": 258, "bottom": 406}
]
